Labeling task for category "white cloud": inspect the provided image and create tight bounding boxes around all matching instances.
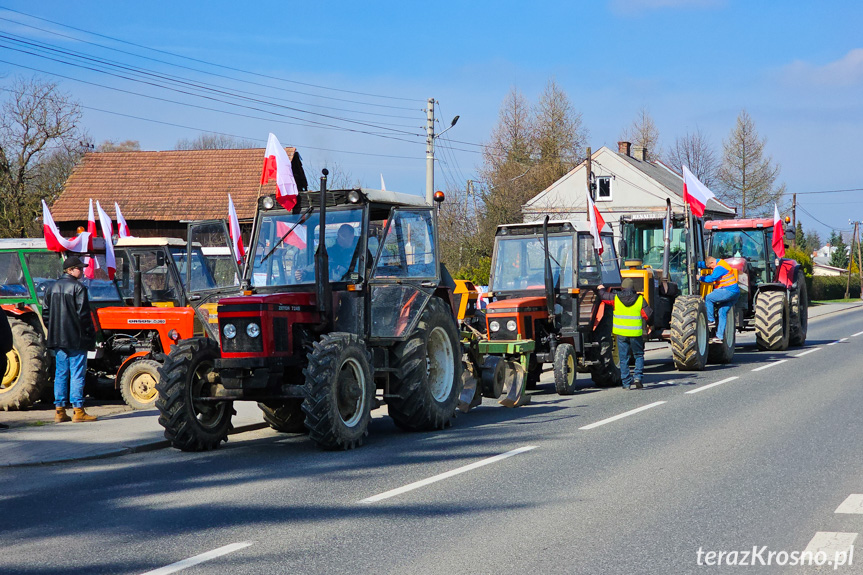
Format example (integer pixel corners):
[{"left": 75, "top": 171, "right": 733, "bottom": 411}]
[
  {"left": 783, "top": 49, "right": 863, "bottom": 87},
  {"left": 610, "top": 0, "right": 725, "bottom": 15}
]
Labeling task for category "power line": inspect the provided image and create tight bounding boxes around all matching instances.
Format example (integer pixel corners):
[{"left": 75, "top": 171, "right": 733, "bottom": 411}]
[
  {"left": 793, "top": 187, "right": 863, "bottom": 196},
  {"left": 797, "top": 204, "right": 853, "bottom": 232},
  {"left": 0, "top": 5, "right": 423, "bottom": 105}
]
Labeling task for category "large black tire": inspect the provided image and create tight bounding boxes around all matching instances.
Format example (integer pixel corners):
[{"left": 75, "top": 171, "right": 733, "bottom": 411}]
[
  {"left": 119, "top": 358, "right": 161, "bottom": 410},
  {"left": 670, "top": 296, "right": 709, "bottom": 371},
  {"left": 258, "top": 400, "right": 306, "bottom": 433},
  {"left": 789, "top": 270, "right": 808, "bottom": 347},
  {"left": 553, "top": 343, "right": 577, "bottom": 395},
  {"left": 755, "top": 290, "right": 790, "bottom": 351},
  {"left": 156, "top": 338, "right": 234, "bottom": 451},
  {"left": 387, "top": 297, "right": 462, "bottom": 431},
  {"left": 588, "top": 312, "right": 621, "bottom": 387},
  {"left": 525, "top": 355, "right": 542, "bottom": 390},
  {"left": 302, "top": 333, "right": 374, "bottom": 450},
  {"left": 707, "top": 306, "right": 736, "bottom": 364},
  {"left": 1, "top": 317, "right": 48, "bottom": 411}
]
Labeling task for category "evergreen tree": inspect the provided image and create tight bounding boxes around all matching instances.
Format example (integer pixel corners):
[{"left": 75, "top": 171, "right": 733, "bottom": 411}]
[{"left": 829, "top": 230, "right": 849, "bottom": 269}]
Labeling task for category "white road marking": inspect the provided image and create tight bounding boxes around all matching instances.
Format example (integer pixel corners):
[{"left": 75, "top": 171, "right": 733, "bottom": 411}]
[
  {"left": 578, "top": 401, "right": 666, "bottom": 430},
  {"left": 751, "top": 359, "right": 788, "bottom": 372},
  {"left": 794, "top": 347, "right": 822, "bottom": 357},
  {"left": 852, "top": 331, "right": 863, "bottom": 337},
  {"left": 141, "top": 542, "right": 254, "bottom": 575},
  {"left": 803, "top": 532, "right": 858, "bottom": 557},
  {"left": 828, "top": 338, "right": 849, "bottom": 346},
  {"left": 359, "top": 446, "right": 537, "bottom": 503},
  {"left": 836, "top": 494, "right": 863, "bottom": 514},
  {"left": 685, "top": 376, "right": 739, "bottom": 395}
]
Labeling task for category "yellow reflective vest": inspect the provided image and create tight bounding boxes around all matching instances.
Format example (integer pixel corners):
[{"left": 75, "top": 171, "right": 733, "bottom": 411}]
[{"left": 613, "top": 295, "right": 644, "bottom": 337}]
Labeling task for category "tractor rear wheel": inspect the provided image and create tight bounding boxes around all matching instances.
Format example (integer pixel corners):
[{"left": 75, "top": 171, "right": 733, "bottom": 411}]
[
  {"left": 387, "top": 297, "right": 462, "bottom": 431},
  {"left": 707, "top": 306, "right": 736, "bottom": 364},
  {"left": 755, "top": 291, "right": 790, "bottom": 351},
  {"left": 119, "top": 359, "right": 161, "bottom": 410},
  {"left": 789, "top": 270, "right": 808, "bottom": 347},
  {"left": 588, "top": 311, "right": 621, "bottom": 387},
  {"left": 1, "top": 317, "right": 47, "bottom": 411},
  {"left": 553, "top": 343, "right": 577, "bottom": 395},
  {"left": 156, "top": 338, "right": 234, "bottom": 451},
  {"left": 670, "top": 296, "right": 709, "bottom": 371},
  {"left": 258, "top": 400, "right": 306, "bottom": 433},
  {"left": 302, "top": 333, "right": 374, "bottom": 450}
]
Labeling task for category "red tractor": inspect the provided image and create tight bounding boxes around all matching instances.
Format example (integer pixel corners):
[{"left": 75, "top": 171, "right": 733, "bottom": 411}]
[
  {"left": 704, "top": 217, "right": 806, "bottom": 351},
  {"left": 156, "top": 172, "right": 463, "bottom": 451}
]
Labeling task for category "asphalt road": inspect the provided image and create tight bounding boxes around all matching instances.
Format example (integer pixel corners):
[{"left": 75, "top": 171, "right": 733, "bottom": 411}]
[{"left": 2, "top": 306, "right": 862, "bottom": 575}]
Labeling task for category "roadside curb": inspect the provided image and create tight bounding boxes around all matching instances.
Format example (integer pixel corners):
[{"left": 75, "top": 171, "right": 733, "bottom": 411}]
[
  {"left": 808, "top": 302, "right": 863, "bottom": 321},
  {"left": 0, "top": 421, "right": 269, "bottom": 468}
]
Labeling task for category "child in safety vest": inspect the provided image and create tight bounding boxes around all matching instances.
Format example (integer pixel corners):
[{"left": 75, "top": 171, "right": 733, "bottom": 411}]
[
  {"left": 598, "top": 278, "right": 653, "bottom": 390},
  {"left": 699, "top": 256, "right": 740, "bottom": 344}
]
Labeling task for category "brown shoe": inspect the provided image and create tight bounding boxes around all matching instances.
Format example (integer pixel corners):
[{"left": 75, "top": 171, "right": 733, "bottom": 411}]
[
  {"left": 72, "top": 408, "right": 97, "bottom": 423},
  {"left": 55, "top": 407, "right": 71, "bottom": 423}
]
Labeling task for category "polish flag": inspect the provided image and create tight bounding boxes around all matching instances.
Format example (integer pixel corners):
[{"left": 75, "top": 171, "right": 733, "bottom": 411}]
[
  {"left": 276, "top": 220, "right": 307, "bottom": 249},
  {"left": 682, "top": 166, "right": 716, "bottom": 218},
  {"left": 96, "top": 201, "right": 116, "bottom": 279},
  {"left": 228, "top": 194, "right": 245, "bottom": 265},
  {"left": 84, "top": 199, "right": 99, "bottom": 279},
  {"left": 42, "top": 200, "right": 90, "bottom": 253},
  {"left": 261, "top": 133, "right": 298, "bottom": 210},
  {"left": 115, "top": 203, "right": 132, "bottom": 238},
  {"left": 587, "top": 192, "right": 605, "bottom": 255},
  {"left": 772, "top": 203, "right": 785, "bottom": 258},
  {"left": 86, "top": 199, "right": 97, "bottom": 250}
]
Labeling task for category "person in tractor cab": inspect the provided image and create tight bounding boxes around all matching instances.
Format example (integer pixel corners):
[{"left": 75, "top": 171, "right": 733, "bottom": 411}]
[
  {"left": 598, "top": 278, "right": 653, "bottom": 390},
  {"left": 294, "top": 223, "right": 359, "bottom": 282},
  {"left": 699, "top": 256, "right": 740, "bottom": 344}
]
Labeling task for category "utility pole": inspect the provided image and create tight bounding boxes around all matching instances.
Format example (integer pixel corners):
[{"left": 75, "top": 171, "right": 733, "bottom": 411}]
[
  {"left": 845, "top": 221, "right": 858, "bottom": 299},
  {"left": 792, "top": 193, "right": 797, "bottom": 248},
  {"left": 425, "top": 97, "right": 435, "bottom": 206},
  {"left": 857, "top": 221, "right": 863, "bottom": 299}
]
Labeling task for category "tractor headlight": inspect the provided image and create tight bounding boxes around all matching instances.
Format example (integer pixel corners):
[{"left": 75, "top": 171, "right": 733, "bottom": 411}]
[
  {"left": 223, "top": 323, "right": 237, "bottom": 339},
  {"left": 246, "top": 322, "right": 261, "bottom": 338},
  {"left": 506, "top": 320, "right": 517, "bottom": 332},
  {"left": 489, "top": 320, "right": 500, "bottom": 332},
  {"left": 262, "top": 196, "right": 275, "bottom": 210}
]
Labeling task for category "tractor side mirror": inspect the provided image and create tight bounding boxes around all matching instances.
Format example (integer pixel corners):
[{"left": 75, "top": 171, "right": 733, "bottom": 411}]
[
  {"left": 618, "top": 239, "right": 628, "bottom": 258},
  {"left": 785, "top": 228, "right": 795, "bottom": 241},
  {"left": 156, "top": 252, "right": 165, "bottom": 267}
]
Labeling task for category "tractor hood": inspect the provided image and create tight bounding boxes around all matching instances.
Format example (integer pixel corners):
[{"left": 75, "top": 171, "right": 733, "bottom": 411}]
[
  {"left": 486, "top": 296, "right": 548, "bottom": 315},
  {"left": 218, "top": 291, "right": 317, "bottom": 311}
]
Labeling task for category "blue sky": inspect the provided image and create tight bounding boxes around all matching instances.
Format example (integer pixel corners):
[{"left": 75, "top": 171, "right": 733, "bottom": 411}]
[{"left": 1, "top": 0, "right": 861, "bottom": 237}]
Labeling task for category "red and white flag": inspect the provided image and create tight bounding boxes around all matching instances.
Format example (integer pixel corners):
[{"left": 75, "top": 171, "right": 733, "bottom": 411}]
[
  {"left": 276, "top": 220, "right": 307, "bottom": 249},
  {"left": 96, "top": 201, "right": 116, "bottom": 279},
  {"left": 772, "top": 203, "right": 785, "bottom": 258},
  {"left": 115, "top": 203, "right": 132, "bottom": 238},
  {"left": 682, "top": 166, "right": 716, "bottom": 218},
  {"left": 84, "top": 199, "right": 99, "bottom": 279},
  {"left": 42, "top": 200, "right": 90, "bottom": 253},
  {"left": 587, "top": 193, "right": 606, "bottom": 255},
  {"left": 261, "top": 133, "right": 298, "bottom": 210},
  {"left": 227, "top": 194, "right": 245, "bottom": 265}
]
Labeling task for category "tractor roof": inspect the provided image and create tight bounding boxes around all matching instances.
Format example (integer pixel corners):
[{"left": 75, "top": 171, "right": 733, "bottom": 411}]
[
  {"left": 497, "top": 219, "right": 610, "bottom": 235},
  {"left": 278, "top": 188, "right": 429, "bottom": 211},
  {"left": 115, "top": 237, "right": 187, "bottom": 247},
  {"left": 0, "top": 237, "right": 108, "bottom": 252},
  {"left": 704, "top": 218, "right": 774, "bottom": 230}
]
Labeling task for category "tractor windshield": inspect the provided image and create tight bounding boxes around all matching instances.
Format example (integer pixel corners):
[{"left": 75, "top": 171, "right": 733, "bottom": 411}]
[
  {"left": 489, "top": 234, "right": 574, "bottom": 292},
  {"left": 623, "top": 221, "right": 689, "bottom": 290},
  {"left": 577, "top": 234, "right": 622, "bottom": 286},
  {"left": 170, "top": 247, "right": 238, "bottom": 292},
  {"left": 81, "top": 254, "right": 124, "bottom": 303},
  {"left": 709, "top": 229, "right": 769, "bottom": 283},
  {"left": 251, "top": 207, "right": 364, "bottom": 288}
]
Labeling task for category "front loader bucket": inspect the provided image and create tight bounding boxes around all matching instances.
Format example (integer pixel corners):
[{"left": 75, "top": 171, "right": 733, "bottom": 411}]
[{"left": 498, "top": 360, "right": 530, "bottom": 408}]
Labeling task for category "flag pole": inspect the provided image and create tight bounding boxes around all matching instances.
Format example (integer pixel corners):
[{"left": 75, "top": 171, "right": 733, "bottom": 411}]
[{"left": 241, "top": 181, "right": 264, "bottom": 287}]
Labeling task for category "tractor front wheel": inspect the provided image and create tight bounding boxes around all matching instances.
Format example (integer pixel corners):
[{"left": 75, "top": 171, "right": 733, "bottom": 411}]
[
  {"left": 553, "top": 343, "right": 577, "bottom": 395},
  {"left": 789, "top": 270, "right": 808, "bottom": 347},
  {"left": 119, "top": 359, "right": 161, "bottom": 410},
  {"left": 156, "top": 338, "right": 234, "bottom": 451},
  {"left": 707, "top": 306, "right": 736, "bottom": 364},
  {"left": 755, "top": 291, "right": 790, "bottom": 351},
  {"left": 1, "top": 317, "right": 47, "bottom": 411},
  {"left": 670, "top": 296, "right": 709, "bottom": 371},
  {"left": 588, "top": 311, "right": 621, "bottom": 387}
]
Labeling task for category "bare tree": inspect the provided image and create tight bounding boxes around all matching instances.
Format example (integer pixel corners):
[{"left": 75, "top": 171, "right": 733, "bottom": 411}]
[
  {"left": 665, "top": 127, "right": 720, "bottom": 187},
  {"left": 175, "top": 133, "right": 257, "bottom": 150},
  {"left": 0, "top": 77, "right": 84, "bottom": 237},
  {"left": 718, "top": 110, "right": 785, "bottom": 217},
  {"left": 304, "top": 160, "right": 358, "bottom": 190},
  {"left": 620, "top": 107, "right": 660, "bottom": 158},
  {"left": 532, "top": 78, "right": 587, "bottom": 191},
  {"left": 97, "top": 139, "right": 140, "bottom": 152}
]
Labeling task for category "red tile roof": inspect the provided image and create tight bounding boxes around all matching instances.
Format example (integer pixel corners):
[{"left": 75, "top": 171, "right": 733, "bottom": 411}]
[{"left": 52, "top": 148, "right": 298, "bottom": 222}]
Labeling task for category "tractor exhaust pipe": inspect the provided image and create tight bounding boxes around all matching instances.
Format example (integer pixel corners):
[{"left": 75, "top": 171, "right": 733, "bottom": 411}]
[
  {"left": 662, "top": 198, "right": 672, "bottom": 281},
  {"left": 315, "top": 169, "right": 333, "bottom": 330},
  {"left": 133, "top": 254, "right": 142, "bottom": 308},
  {"left": 543, "top": 216, "right": 556, "bottom": 330}
]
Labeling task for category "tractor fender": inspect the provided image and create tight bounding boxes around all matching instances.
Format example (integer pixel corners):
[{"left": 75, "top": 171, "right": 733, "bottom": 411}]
[
  {"left": 757, "top": 282, "right": 792, "bottom": 294},
  {"left": 773, "top": 259, "right": 800, "bottom": 289},
  {"left": 1, "top": 303, "right": 35, "bottom": 316},
  {"left": 2, "top": 304, "right": 45, "bottom": 335},
  {"left": 114, "top": 351, "right": 152, "bottom": 388}
]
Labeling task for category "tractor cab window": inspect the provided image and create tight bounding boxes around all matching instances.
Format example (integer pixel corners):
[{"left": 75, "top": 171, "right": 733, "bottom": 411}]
[
  {"left": 125, "top": 250, "right": 182, "bottom": 305},
  {"left": 709, "top": 229, "right": 768, "bottom": 283},
  {"left": 80, "top": 254, "right": 124, "bottom": 302},
  {"left": 373, "top": 210, "right": 437, "bottom": 279},
  {"left": 489, "top": 234, "right": 573, "bottom": 292},
  {"left": 577, "top": 234, "right": 621, "bottom": 286},
  {"left": 623, "top": 222, "right": 688, "bottom": 289},
  {"left": 0, "top": 252, "right": 28, "bottom": 298},
  {"left": 171, "top": 247, "right": 236, "bottom": 292},
  {"left": 252, "top": 207, "right": 364, "bottom": 287},
  {"left": 24, "top": 252, "right": 63, "bottom": 304}
]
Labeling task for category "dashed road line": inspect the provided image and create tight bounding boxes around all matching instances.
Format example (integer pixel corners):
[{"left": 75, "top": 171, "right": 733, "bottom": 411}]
[
  {"left": 853, "top": 331, "right": 863, "bottom": 337},
  {"left": 751, "top": 359, "right": 788, "bottom": 372},
  {"left": 803, "top": 532, "right": 858, "bottom": 557},
  {"left": 578, "top": 401, "right": 666, "bottom": 430},
  {"left": 141, "top": 542, "right": 254, "bottom": 575},
  {"left": 828, "top": 338, "right": 849, "bottom": 346},
  {"left": 359, "top": 445, "right": 537, "bottom": 503},
  {"left": 794, "top": 347, "right": 822, "bottom": 357},
  {"left": 685, "top": 376, "right": 739, "bottom": 395},
  {"left": 835, "top": 494, "right": 863, "bottom": 514}
]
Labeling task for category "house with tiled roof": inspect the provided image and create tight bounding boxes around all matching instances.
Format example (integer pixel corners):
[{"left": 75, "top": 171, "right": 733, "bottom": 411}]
[
  {"left": 52, "top": 147, "right": 306, "bottom": 237},
  {"left": 523, "top": 142, "right": 735, "bottom": 239}
]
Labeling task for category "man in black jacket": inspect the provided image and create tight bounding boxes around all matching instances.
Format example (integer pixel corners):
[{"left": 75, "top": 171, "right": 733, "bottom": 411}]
[
  {"left": 43, "top": 255, "right": 97, "bottom": 423},
  {"left": 0, "top": 312, "right": 11, "bottom": 429}
]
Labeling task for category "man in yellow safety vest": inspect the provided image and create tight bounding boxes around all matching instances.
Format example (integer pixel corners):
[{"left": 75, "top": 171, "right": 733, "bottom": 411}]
[
  {"left": 598, "top": 278, "right": 653, "bottom": 389},
  {"left": 699, "top": 256, "right": 740, "bottom": 344}
]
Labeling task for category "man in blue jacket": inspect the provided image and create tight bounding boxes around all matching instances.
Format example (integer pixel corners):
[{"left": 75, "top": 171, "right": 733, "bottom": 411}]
[{"left": 699, "top": 257, "right": 740, "bottom": 344}]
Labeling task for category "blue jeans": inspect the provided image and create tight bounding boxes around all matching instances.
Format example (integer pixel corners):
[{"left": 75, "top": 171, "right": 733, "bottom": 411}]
[
  {"left": 54, "top": 349, "right": 87, "bottom": 408},
  {"left": 705, "top": 289, "right": 740, "bottom": 338},
  {"left": 617, "top": 335, "right": 644, "bottom": 388}
]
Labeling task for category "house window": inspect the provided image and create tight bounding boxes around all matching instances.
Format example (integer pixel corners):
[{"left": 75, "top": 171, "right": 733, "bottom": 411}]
[{"left": 596, "top": 176, "right": 612, "bottom": 201}]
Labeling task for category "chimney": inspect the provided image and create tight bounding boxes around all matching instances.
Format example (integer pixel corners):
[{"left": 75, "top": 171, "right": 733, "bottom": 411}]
[
  {"left": 618, "top": 141, "right": 631, "bottom": 156},
  {"left": 632, "top": 145, "right": 647, "bottom": 161}
]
